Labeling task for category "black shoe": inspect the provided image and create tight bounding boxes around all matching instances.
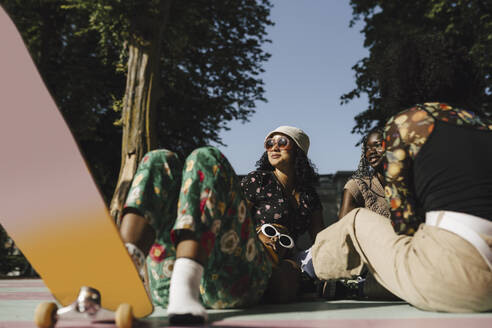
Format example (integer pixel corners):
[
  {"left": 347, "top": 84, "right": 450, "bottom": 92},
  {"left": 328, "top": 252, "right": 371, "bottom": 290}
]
[
  {"left": 319, "top": 276, "right": 365, "bottom": 300},
  {"left": 169, "top": 313, "right": 206, "bottom": 325}
]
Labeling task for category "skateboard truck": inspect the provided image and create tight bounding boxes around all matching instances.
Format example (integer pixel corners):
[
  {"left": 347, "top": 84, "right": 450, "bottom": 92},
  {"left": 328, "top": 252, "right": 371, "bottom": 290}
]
[{"left": 34, "top": 286, "right": 134, "bottom": 328}]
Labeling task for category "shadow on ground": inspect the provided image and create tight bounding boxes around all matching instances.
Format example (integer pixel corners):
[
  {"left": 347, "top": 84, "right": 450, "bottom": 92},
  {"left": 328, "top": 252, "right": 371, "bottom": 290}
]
[{"left": 142, "top": 300, "right": 406, "bottom": 328}]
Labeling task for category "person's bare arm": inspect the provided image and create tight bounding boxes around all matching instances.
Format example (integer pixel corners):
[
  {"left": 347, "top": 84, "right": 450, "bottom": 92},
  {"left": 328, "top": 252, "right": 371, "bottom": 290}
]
[{"left": 338, "top": 189, "right": 360, "bottom": 219}]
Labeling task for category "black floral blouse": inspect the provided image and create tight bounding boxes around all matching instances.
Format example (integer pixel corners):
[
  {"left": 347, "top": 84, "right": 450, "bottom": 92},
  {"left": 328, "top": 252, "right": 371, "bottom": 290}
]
[
  {"left": 383, "top": 102, "right": 492, "bottom": 235},
  {"left": 240, "top": 170, "right": 322, "bottom": 240}
]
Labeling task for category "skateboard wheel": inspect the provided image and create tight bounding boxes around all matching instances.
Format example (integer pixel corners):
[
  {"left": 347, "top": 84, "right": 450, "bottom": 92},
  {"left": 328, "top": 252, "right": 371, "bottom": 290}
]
[
  {"left": 34, "top": 302, "right": 58, "bottom": 328},
  {"left": 115, "top": 303, "right": 133, "bottom": 328}
]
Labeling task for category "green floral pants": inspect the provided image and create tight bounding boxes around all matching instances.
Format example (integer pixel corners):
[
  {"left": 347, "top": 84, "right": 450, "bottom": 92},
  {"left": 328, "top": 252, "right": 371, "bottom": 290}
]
[{"left": 124, "top": 147, "right": 272, "bottom": 309}]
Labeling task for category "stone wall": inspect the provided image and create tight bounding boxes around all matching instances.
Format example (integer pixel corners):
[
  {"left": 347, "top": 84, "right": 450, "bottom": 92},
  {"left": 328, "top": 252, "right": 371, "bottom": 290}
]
[{"left": 316, "top": 171, "right": 354, "bottom": 227}]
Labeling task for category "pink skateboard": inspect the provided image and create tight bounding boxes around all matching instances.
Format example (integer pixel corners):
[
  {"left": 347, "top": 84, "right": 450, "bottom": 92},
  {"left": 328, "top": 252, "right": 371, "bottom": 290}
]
[{"left": 0, "top": 7, "right": 153, "bottom": 328}]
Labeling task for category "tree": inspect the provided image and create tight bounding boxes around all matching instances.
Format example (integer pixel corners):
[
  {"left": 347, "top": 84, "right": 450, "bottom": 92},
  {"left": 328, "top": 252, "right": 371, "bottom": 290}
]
[
  {"left": 64, "top": 0, "right": 273, "bottom": 222},
  {"left": 2, "top": 0, "right": 125, "bottom": 202},
  {"left": 342, "top": 0, "right": 492, "bottom": 135},
  {"left": 63, "top": 0, "right": 176, "bottom": 222},
  {"left": 1, "top": 1, "right": 124, "bottom": 274},
  {"left": 1, "top": 0, "right": 272, "bottom": 274},
  {"left": 3, "top": 0, "right": 273, "bottom": 221}
]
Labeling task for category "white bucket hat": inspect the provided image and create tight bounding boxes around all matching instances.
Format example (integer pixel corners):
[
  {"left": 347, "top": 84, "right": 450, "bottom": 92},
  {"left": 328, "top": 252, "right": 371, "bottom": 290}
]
[{"left": 265, "top": 126, "right": 310, "bottom": 155}]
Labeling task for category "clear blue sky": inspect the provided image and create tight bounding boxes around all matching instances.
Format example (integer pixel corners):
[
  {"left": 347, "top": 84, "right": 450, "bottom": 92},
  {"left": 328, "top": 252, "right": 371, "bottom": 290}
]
[{"left": 214, "top": 0, "right": 369, "bottom": 175}]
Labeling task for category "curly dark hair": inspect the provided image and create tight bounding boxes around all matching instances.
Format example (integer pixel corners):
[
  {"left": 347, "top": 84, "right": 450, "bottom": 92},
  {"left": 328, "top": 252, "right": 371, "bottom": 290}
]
[
  {"left": 255, "top": 146, "right": 319, "bottom": 191},
  {"left": 351, "top": 127, "right": 384, "bottom": 180}
]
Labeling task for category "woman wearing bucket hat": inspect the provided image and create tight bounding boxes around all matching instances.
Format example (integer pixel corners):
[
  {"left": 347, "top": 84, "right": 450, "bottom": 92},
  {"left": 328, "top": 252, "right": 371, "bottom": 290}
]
[
  {"left": 241, "top": 125, "right": 325, "bottom": 300},
  {"left": 117, "top": 125, "right": 324, "bottom": 325},
  {"left": 241, "top": 126, "right": 324, "bottom": 245}
]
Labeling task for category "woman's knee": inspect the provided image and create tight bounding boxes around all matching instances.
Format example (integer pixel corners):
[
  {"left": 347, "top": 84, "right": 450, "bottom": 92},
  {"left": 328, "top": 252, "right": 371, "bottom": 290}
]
[
  {"left": 184, "top": 146, "right": 235, "bottom": 177},
  {"left": 138, "top": 149, "right": 183, "bottom": 177},
  {"left": 142, "top": 149, "right": 180, "bottom": 165},
  {"left": 186, "top": 147, "right": 223, "bottom": 164}
]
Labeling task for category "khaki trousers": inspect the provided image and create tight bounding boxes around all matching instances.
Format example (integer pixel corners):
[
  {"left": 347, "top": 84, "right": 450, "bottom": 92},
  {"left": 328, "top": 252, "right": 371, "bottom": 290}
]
[{"left": 311, "top": 208, "right": 492, "bottom": 312}]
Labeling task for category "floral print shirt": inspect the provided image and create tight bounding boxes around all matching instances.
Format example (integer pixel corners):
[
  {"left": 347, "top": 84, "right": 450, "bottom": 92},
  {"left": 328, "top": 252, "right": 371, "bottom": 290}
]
[
  {"left": 241, "top": 170, "right": 322, "bottom": 240},
  {"left": 383, "top": 102, "right": 492, "bottom": 235}
]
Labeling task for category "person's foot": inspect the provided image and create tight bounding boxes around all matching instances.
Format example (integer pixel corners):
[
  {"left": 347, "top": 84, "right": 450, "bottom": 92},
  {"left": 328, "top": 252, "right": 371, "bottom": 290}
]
[{"left": 167, "top": 258, "right": 207, "bottom": 325}]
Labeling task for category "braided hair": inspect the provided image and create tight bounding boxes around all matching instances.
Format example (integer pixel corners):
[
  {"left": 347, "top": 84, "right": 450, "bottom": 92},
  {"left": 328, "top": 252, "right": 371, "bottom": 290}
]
[{"left": 351, "top": 127, "right": 384, "bottom": 180}]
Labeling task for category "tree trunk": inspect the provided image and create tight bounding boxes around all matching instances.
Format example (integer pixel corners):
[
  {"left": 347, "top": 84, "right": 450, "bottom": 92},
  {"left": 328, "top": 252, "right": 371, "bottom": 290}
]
[{"left": 110, "top": 1, "right": 172, "bottom": 224}]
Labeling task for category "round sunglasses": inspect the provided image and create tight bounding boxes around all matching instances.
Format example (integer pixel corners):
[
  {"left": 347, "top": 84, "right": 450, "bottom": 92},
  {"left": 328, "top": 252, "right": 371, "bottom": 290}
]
[
  {"left": 257, "top": 224, "right": 295, "bottom": 249},
  {"left": 264, "top": 135, "right": 293, "bottom": 151}
]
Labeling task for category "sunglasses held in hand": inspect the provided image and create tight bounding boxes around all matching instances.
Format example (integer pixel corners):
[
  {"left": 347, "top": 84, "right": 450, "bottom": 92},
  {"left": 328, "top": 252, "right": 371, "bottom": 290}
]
[{"left": 257, "top": 223, "right": 295, "bottom": 249}]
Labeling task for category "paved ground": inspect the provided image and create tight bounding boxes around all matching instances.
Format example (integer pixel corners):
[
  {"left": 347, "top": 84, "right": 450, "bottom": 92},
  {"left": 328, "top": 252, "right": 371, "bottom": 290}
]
[{"left": 1, "top": 279, "right": 491, "bottom": 328}]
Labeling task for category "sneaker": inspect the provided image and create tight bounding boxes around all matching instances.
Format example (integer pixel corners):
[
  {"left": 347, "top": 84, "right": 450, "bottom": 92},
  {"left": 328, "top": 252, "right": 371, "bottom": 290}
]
[{"left": 319, "top": 276, "right": 365, "bottom": 300}]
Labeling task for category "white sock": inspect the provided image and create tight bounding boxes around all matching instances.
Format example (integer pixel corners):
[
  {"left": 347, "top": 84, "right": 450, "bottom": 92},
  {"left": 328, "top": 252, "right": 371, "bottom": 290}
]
[{"left": 167, "top": 258, "right": 207, "bottom": 321}]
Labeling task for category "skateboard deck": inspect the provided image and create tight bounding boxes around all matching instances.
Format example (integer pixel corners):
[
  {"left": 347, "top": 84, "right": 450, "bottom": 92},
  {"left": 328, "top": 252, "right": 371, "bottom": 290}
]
[{"left": 0, "top": 7, "right": 153, "bottom": 318}]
